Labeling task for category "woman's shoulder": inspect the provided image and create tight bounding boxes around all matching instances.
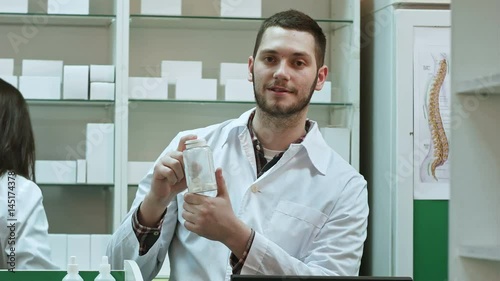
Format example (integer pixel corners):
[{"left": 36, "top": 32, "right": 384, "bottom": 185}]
[{"left": 0, "top": 172, "right": 42, "bottom": 198}]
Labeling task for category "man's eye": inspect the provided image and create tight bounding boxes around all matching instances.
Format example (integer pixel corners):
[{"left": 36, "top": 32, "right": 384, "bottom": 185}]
[
  {"left": 295, "top": 61, "right": 305, "bottom": 67},
  {"left": 264, "top": 57, "right": 275, "bottom": 63}
]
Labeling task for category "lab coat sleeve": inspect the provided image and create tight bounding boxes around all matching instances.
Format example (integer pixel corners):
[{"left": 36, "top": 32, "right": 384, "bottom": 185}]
[
  {"left": 12, "top": 180, "right": 57, "bottom": 269},
  {"left": 241, "top": 176, "right": 369, "bottom": 276},
  {"left": 107, "top": 133, "right": 184, "bottom": 281}
]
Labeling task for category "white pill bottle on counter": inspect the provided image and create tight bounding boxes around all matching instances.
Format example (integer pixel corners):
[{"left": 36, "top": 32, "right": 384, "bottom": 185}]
[{"left": 183, "top": 138, "right": 217, "bottom": 194}]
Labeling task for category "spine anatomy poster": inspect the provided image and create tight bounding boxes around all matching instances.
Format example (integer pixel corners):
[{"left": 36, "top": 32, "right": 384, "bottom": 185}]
[{"left": 413, "top": 27, "right": 451, "bottom": 200}]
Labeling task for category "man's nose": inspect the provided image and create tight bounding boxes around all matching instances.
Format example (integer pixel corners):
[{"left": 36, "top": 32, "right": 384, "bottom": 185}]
[{"left": 273, "top": 61, "right": 291, "bottom": 81}]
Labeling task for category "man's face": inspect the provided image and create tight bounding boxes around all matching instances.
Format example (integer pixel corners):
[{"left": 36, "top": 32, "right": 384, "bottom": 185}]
[{"left": 248, "top": 27, "right": 327, "bottom": 118}]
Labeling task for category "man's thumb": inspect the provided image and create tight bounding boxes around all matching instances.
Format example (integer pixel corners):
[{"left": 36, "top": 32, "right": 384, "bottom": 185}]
[{"left": 215, "top": 168, "right": 227, "bottom": 198}]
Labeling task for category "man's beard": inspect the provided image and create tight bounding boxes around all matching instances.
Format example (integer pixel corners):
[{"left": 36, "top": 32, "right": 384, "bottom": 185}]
[{"left": 253, "top": 72, "right": 318, "bottom": 118}]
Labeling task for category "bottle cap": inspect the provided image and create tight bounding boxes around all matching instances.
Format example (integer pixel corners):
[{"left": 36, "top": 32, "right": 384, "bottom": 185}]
[
  {"left": 68, "top": 256, "right": 79, "bottom": 274},
  {"left": 99, "top": 256, "right": 111, "bottom": 275}
]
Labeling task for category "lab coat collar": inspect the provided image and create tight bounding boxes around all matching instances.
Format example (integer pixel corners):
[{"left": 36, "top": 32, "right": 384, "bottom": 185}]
[
  {"left": 222, "top": 108, "right": 331, "bottom": 175},
  {"left": 300, "top": 122, "right": 331, "bottom": 175}
]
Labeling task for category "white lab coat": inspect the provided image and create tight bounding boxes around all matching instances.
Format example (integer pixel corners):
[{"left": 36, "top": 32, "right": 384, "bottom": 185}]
[
  {"left": 0, "top": 172, "right": 57, "bottom": 270},
  {"left": 107, "top": 109, "right": 369, "bottom": 281}
]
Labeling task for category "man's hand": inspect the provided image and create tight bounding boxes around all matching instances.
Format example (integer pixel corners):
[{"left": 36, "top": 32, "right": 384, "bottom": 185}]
[
  {"left": 138, "top": 134, "right": 197, "bottom": 227},
  {"left": 182, "top": 168, "right": 252, "bottom": 258}
]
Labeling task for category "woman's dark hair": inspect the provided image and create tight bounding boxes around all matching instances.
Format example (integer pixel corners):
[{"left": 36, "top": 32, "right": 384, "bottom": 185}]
[
  {"left": 0, "top": 78, "right": 36, "bottom": 180},
  {"left": 253, "top": 9, "right": 327, "bottom": 69}
]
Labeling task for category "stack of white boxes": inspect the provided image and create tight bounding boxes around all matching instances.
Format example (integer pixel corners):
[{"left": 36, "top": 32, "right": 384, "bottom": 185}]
[
  {"left": 48, "top": 234, "right": 111, "bottom": 270},
  {"left": 90, "top": 65, "right": 115, "bottom": 100},
  {"left": 48, "top": 233, "right": 171, "bottom": 276},
  {"left": 311, "top": 81, "right": 332, "bottom": 103},
  {"left": 20, "top": 60, "right": 63, "bottom": 100},
  {"left": 220, "top": 62, "right": 253, "bottom": 101},
  {"left": 128, "top": 76, "right": 169, "bottom": 100},
  {"left": 86, "top": 123, "right": 114, "bottom": 184},
  {"left": 63, "top": 65, "right": 89, "bottom": 100},
  {"left": 220, "top": 0, "right": 261, "bottom": 17},
  {"left": 35, "top": 161, "right": 77, "bottom": 184},
  {"left": 141, "top": 0, "right": 181, "bottom": 16},
  {"left": 34, "top": 123, "right": 113, "bottom": 185},
  {"left": 0, "top": 58, "right": 17, "bottom": 88},
  {"left": 161, "top": 60, "right": 217, "bottom": 101},
  {"left": 128, "top": 161, "right": 154, "bottom": 185},
  {"left": 47, "top": 0, "right": 89, "bottom": 15},
  {"left": 0, "top": 0, "right": 28, "bottom": 13},
  {"left": 320, "top": 127, "right": 351, "bottom": 163}
]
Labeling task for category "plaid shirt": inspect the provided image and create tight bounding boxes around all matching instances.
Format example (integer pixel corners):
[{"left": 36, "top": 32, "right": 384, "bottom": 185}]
[{"left": 132, "top": 110, "right": 311, "bottom": 274}]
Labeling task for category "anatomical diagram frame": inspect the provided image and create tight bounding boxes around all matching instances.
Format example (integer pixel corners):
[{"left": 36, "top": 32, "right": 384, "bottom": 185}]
[{"left": 413, "top": 26, "right": 451, "bottom": 200}]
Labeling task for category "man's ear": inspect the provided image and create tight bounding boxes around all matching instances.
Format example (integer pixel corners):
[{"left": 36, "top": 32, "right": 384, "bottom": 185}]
[
  {"left": 248, "top": 56, "right": 254, "bottom": 82},
  {"left": 314, "top": 65, "right": 329, "bottom": 91}
]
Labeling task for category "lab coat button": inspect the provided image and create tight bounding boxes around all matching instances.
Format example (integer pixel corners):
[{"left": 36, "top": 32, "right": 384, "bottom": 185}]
[{"left": 251, "top": 185, "right": 259, "bottom": 193}]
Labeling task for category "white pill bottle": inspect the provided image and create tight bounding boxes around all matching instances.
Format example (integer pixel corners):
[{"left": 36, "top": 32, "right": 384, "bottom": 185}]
[{"left": 183, "top": 138, "right": 217, "bottom": 194}]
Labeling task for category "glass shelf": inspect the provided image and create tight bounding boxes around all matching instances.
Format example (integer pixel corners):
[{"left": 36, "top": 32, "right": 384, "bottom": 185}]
[
  {"left": 27, "top": 99, "right": 114, "bottom": 106},
  {"left": 456, "top": 73, "right": 500, "bottom": 95},
  {"left": 37, "top": 183, "right": 113, "bottom": 187},
  {"left": 459, "top": 245, "right": 500, "bottom": 261},
  {"left": 130, "top": 15, "right": 352, "bottom": 31},
  {"left": 128, "top": 99, "right": 352, "bottom": 107},
  {"left": 0, "top": 13, "right": 115, "bottom": 27}
]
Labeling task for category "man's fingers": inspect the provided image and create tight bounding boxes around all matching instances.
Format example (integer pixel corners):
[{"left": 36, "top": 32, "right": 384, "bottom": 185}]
[
  {"left": 184, "top": 193, "right": 205, "bottom": 205},
  {"left": 154, "top": 165, "right": 179, "bottom": 185},
  {"left": 162, "top": 152, "right": 185, "bottom": 182},
  {"left": 177, "top": 134, "right": 198, "bottom": 152}
]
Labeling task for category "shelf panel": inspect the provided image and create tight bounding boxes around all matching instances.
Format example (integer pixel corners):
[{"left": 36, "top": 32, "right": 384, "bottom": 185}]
[
  {"left": 456, "top": 73, "right": 500, "bottom": 95},
  {"left": 27, "top": 100, "right": 114, "bottom": 107},
  {"left": 129, "top": 99, "right": 352, "bottom": 107},
  {"left": 130, "top": 15, "right": 352, "bottom": 31},
  {"left": 0, "top": 13, "right": 115, "bottom": 27},
  {"left": 459, "top": 245, "right": 500, "bottom": 261},
  {"left": 37, "top": 183, "right": 113, "bottom": 187}
]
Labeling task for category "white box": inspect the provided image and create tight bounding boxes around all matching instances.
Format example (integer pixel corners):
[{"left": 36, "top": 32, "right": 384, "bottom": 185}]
[
  {"left": 67, "top": 235, "right": 91, "bottom": 270},
  {"left": 219, "top": 63, "right": 248, "bottom": 86},
  {"left": 128, "top": 161, "right": 154, "bottom": 185},
  {"left": 35, "top": 160, "right": 77, "bottom": 184},
  {"left": 141, "top": 0, "right": 181, "bottom": 16},
  {"left": 0, "top": 0, "right": 28, "bottom": 13},
  {"left": 320, "top": 127, "right": 351, "bottom": 163},
  {"left": 22, "top": 60, "right": 63, "bottom": 78},
  {"left": 311, "top": 81, "right": 332, "bottom": 103},
  {"left": 63, "top": 65, "right": 89, "bottom": 100},
  {"left": 90, "top": 234, "right": 111, "bottom": 270},
  {"left": 77, "top": 159, "right": 86, "bottom": 184},
  {"left": 225, "top": 79, "right": 254, "bottom": 101},
  {"left": 19, "top": 76, "right": 61, "bottom": 100},
  {"left": 0, "top": 58, "right": 14, "bottom": 75},
  {"left": 176, "top": 78, "right": 217, "bottom": 100},
  {"left": 90, "top": 65, "right": 115, "bottom": 83},
  {"left": 86, "top": 123, "right": 114, "bottom": 184},
  {"left": 48, "top": 0, "right": 89, "bottom": 15},
  {"left": 220, "top": 0, "right": 261, "bottom": 17},
  {"left": 161, "top": 60, "right": 202, "bottom": 85},
  {"left": 129, "top": 77, "right": 168, "bottom": 100},
  {"left": 49, "top": 234, "right": 67, "bottom": 270},
  {"left": 0, "top": 76, "right": 18, "bottom": 89},
  {"left": 90, "top": 82, "right": 115, "bottom": 100}
]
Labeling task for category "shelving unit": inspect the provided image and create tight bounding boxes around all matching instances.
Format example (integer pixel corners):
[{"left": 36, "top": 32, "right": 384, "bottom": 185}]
[
  {"left": 1, "top": 0, "right": 360, "bottom": 237},
  {"left": 455, "top": 73, "right": 500, "bottom": 95},
  {"left": 449, "top": 0, "right": 500, "bottom": 280},
  {"left": 459, "top": 246, "right": 500, "bottom": 262}
]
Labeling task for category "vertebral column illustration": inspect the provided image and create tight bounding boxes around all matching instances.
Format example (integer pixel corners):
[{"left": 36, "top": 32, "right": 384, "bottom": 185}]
[{"left": 427, "top": 58, "right": 449, "bottom": 180}]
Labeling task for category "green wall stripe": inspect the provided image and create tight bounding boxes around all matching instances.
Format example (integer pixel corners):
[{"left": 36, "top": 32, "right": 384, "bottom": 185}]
[{"left": 414, "top": 200, "right": 449, "bottom": 281}]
